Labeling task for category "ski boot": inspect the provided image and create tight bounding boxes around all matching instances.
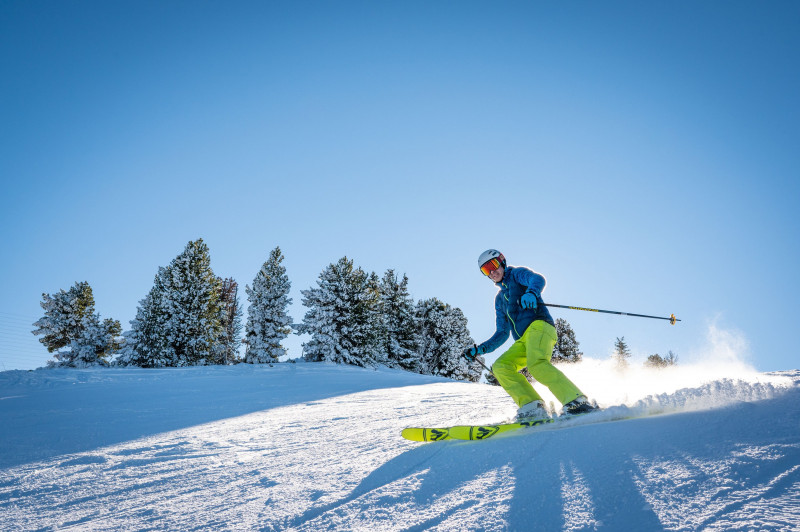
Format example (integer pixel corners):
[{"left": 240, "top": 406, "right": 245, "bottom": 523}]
[
  {"left": 562, "top": 395, "right": 600, "bottom": 416},
  {"left": 514, "top": 400, "right": 552, "bottom": 423}
]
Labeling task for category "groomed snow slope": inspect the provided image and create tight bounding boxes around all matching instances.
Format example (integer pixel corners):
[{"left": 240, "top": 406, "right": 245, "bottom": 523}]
[{"left": 1, "top": 362, "right": 798, "bottom": 531}]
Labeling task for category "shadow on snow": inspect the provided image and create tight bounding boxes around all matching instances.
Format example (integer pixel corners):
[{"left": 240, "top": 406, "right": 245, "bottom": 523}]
[
  {"left": 284, "top": 387, "right": 800, "bottom": 531},
  {"left": 0, "top": 363, "right": 449, "bottom": 470}
]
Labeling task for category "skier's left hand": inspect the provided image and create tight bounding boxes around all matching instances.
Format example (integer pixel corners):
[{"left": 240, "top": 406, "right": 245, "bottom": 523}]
[
  {"left": 463, "top": 344, "right": 485, "bottom": 361},
  {"left": 520, "top": 292, "right": 538, "bottom": 310}
]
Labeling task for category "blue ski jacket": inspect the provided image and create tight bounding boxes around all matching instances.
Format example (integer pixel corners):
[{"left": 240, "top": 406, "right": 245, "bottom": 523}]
[{"left": 478, "top": 265, "right": 555, "bottom": 354}]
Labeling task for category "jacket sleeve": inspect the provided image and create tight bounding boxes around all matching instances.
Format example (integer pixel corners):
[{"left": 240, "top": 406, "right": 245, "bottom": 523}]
[
  {"left": 514, "top": 266, "right": 546, "bottom": 299},
  {"left": 478, "top": 293, "right": 510, "bottom": 353}
]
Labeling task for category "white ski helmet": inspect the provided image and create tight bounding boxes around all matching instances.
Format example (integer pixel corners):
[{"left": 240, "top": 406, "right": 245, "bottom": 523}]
[{"left": 478, "top": 249, "right": 506, "bottom": 273}]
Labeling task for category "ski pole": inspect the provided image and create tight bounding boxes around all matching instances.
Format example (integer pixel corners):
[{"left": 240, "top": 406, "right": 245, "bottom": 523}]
[
  {"left": 544, "top": 303, "right": 680, "bottom": 325},
  {"left": 465, "top": 344, "right": 495, "bottom": 377},
  {"left": 474, "top": 356, "right": 494, "bottom": 377}
]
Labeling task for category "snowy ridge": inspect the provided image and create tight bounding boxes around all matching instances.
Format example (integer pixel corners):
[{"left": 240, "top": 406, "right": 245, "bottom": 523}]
[{"left": 1, "top": 363, "right": 798, "bottom": 530}]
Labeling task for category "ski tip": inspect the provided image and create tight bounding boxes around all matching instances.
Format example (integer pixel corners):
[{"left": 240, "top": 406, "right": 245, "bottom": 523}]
[{"left": 401, "top": 427, "right": 450, "bottom": 442}]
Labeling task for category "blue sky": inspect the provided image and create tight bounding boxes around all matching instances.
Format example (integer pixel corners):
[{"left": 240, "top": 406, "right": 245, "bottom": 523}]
[{"left": 1, "top": 1, "right": 798, "bottom": 372}]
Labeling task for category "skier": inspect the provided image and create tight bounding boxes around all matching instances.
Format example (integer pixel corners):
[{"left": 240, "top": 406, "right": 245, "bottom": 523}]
[{"left": 464, "top": 249, "right": 598, "bottom": 422}]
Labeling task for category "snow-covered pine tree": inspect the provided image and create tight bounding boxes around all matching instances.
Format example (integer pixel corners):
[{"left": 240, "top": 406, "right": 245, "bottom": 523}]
[
  {"left": 366, "top": 271, "right": 387, "bottom": 366},
  {"left": 299, "top": 257, "right": 381, "bottom": 367},
  {"left": 244, "top": 247, "right": 292, "bottom": 364},
  {"left": 378, "top": 270, "right": 420, "bottom": 372},
  {"left": 159, "top": 239, "right": 224, "bottom": 365},
  {"left": 33, "top": 281, "right": 122, "bottom": 367},
  {"left": 32, "top": 281, "right": 95, "bottom": 353},
  {"left": 119, "top": 239, "right": 224, "bottom": 367},
  {"left": 414, "top": 297, "right": 480, "bottom": 382},
  {"left": 613, "top": 336, "right": 632, "bottom": 369},
  {"left": 217, "top": 277, "right": 243, "bottom": 364},
  {"left": 644, "top": 350, "right": 678, "bottom": 369},
  {"left": 117, "top": 267, "right": 172, "bottom": 367},
  {"left": 53, "top": 312, "right": 122, "bottom": 368},
  {"left": 552, "top": 318, "right": 583, "bottom": 364}
]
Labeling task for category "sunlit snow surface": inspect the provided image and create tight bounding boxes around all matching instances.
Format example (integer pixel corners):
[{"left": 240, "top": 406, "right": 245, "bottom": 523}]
[{"left": 0, "top": 362, "right": 797, "bottom": 531}]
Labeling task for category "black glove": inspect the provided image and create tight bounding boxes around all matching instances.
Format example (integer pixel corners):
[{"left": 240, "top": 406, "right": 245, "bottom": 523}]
[{"left": 463, "top": 344, "right": 486, "bottom": 361}]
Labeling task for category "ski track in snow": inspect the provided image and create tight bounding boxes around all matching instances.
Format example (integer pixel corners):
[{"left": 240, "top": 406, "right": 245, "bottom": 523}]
[{"left": 0, "top": 364, "right": 798, "bottom": 531}]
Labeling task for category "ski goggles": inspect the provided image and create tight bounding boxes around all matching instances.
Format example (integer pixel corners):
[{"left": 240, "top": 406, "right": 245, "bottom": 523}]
[{"left": 480, "top": 258, "right": 503, "bottom": 276}]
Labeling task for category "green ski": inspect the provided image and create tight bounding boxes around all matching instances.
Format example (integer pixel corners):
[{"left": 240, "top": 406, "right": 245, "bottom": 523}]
[{"left": 401, "top": 418, "right": 554, "bottom": 442}]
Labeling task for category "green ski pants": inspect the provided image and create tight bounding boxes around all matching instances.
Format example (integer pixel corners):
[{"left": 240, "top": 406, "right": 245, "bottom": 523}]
[{"left": 491, "top": 320, "right": 584, "bottom": 408}]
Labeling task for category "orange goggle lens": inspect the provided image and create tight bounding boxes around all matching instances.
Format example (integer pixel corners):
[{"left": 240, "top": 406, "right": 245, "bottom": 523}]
[{"left": 480, "top": 258, "right": 502, "bottom": 276}]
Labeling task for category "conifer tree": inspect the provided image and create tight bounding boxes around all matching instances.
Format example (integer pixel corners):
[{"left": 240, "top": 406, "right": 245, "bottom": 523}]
[
  {"left": 613, "top": 336, "right": 632, "bottom": 369},
  {"left": 415, "top": 297, "right": 480, "bottom": 382},
  {"left": 299, "top": 257, "right": 381, "bottom": 367},
  {"left": 53, "top": 313, "right": 122, "bottom": 367},
  {"left": 32, "top": 281, "right": 95, "bottom": 353},
  {"left": 217, "top": 278, "right": 243, "bottom": 364},
  {"left": 33, "top": 281, "right": 121, "bottom": 367},
  {"left": 644, "top": 350, "right": 678, "bottom": 369},
  {"left": 120, "top": 239, "right": 223, "bottom": 367},
  {"left": 366, "top": 271, "right": 386, "bottom": 365},
  {"left": 378, "top": 270, "right": 419, "bottom": 372},
  {"left": 244, "top": 247, "right": 292, "bottom": 364},
  {"left": 161, "top": 239, "right": 223, "bottom": 365},
  {"left": 552, "top": 318, "right": 583, "bottom": 364},
  {"left": 118, "top": 268, "right": 171, "bottom": 367},
  {"left": 644, "top": 353, "right": 665, "bottom": 368}
]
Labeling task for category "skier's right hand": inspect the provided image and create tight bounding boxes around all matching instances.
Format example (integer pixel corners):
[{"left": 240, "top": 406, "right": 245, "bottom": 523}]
[{"left": 463, "top": 344, "right": 485, "bottom": 361}]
